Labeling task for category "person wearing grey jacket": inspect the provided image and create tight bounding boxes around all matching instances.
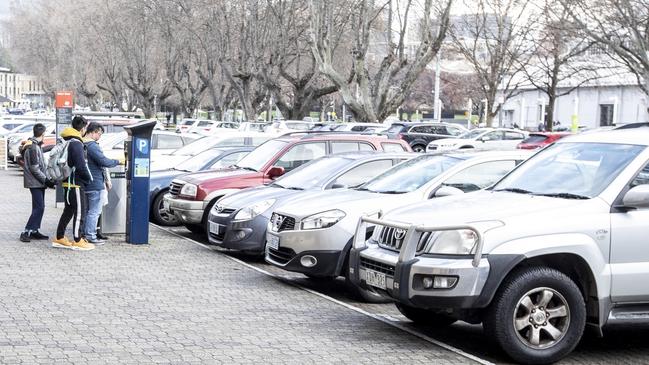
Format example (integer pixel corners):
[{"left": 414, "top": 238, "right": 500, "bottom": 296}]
[{"left": 20, "top": 123, "right": 55, "bottom": 242}]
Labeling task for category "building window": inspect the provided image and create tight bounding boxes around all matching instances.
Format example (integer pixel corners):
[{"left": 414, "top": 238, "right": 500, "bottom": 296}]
[{"left": 599, "top": 104, "right": 615, "bottom": 126}]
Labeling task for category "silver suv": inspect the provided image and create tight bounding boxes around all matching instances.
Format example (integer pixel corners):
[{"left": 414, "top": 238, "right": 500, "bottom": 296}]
[{"left": 349, "top": 129, "right": 649, "bottom": 364}]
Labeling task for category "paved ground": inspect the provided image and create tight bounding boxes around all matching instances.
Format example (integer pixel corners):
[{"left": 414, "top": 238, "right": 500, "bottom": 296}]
[{"left": 0, "top": 167, "right": 475, "bottom": 364}]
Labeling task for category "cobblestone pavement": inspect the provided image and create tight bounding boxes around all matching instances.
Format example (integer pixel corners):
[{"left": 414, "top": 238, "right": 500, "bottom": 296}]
[{"left": 0, "top": 166, "right": 478, "bottom": 364}]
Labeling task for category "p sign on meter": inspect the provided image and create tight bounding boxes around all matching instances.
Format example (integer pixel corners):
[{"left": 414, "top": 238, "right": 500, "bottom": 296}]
[{"left": 124, "top": 120, "right": 157, "bottom": 244}]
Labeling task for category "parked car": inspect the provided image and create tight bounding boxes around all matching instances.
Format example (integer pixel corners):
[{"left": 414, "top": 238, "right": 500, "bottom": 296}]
[
  {"left": 8, "top": 123, "right": 55, "bottom": 162},
  {"left": 517, "top": 132, "right": 572, "bottom": 149},
  {"left": 265, "top": 150, "right": 529, "bottom": 302},
  {"left": 151, "top": 132, "right": 272, "bottom": 171},
  {"left": 101, "top": 130, "right": 201, "bottom": 161},
  {"left": 163, "top": 133, "right": 411, "bottom": 234},
  {"left": 331, "top": 123, "right": 385, "bottom": 132},
  {"left": 0, "top": 121, "right": 28, "bottom": 137},
  {"left": 238, "top": 122, "right": 270, "bottom": 133},
  {"left": 264, "top": 120, "right": 315, "bottom": 134},
  {"left": 150, "top": 146, "right": 253, "bottom": 226},
  {"left": 175, "top": 118, "right": 200, "bottom": 133},
  {"left": 188, "top": 120, "right": 239, "bottom": 136},
  {"left": 207, "top": 152, "right": 413, "bottom": 254},
  {"left": 427, "top": 127, "right": 528, "bottom": 152},
  {"left": 383, "top": 122, "right": 469, "bottom": 152},
  {"left": 349, "top": 129, "right": 649, "bottom": 364}
]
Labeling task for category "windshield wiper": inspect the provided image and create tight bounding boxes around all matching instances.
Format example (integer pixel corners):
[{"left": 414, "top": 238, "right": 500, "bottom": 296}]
[
  {"left": 271, "top": 182, "right": 285, "bottom": 188},
  {"left": 534, "top": 192, "right": 590, "bottom": 200},
  {"left": 285, "top": 186, "right": 304, "bottom": 190},
  {"left": 494, "top": 188, "right": 534, "bottom": 194},
  {"left": 376, "top": 190, "right": 406, "bottom": 194}
]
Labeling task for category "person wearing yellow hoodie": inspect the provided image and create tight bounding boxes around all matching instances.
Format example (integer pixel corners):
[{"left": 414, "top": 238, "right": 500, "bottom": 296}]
[{"left": 52, "top": 116, "right": 95, "bottom": 251}]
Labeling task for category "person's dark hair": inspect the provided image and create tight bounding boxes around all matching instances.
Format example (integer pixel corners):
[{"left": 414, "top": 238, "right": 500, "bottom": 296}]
[
  {"left": 84, "top": 122, "right": 104, "bottom": 136},
  {"left": 71, "top": 115, "right": 88, "bottom": 131},
  {"left": 33, "top": 123, "right": 46, "bottom": 138}
]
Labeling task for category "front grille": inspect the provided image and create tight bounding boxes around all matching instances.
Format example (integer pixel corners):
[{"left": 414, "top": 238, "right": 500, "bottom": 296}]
[
  {"left": 270, "top": 213, "right": 296, "bottom": 232},
  {"left": 376, "top": 226, "right": 432, "bottom": 253},
  {"left": 213, "top": 205, "right": 235, "bottom": 215},
  {"left": 267, "top": 246, "right": 295, "bottom": 265},
  {"left": 169, "top": 181, "right": 183, "bottom": 196},
  {"left": 209, "top": 231, "right": 225, "bottom": 242},
  {"left": 360, "top": 257, "right": 395, "bottom": 277},
  {"left": 376, "top": 226, "right": 406, "bottom": 251}
]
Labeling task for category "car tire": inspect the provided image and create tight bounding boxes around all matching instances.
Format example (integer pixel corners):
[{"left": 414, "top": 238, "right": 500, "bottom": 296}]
[
  {"left": 395, "top": 303, "right": 457, "bottom": 326},
  {"left": 184, "top": 223, "right": 205, "bottom": 235},
  {"left": 459, "top": 145, "right": 474, "bottom": 149},
  {"left": 483, "top": 266, "right": 585, "bottom": 365},
  {"left": 412, "top": 144, "right": 426, "bottom": 153},
  {"left": 304, "top": 274, "right": 336, "bottom": 282},
  {"left": 151, "top": 192, "right": 181, "bottom": 226}
]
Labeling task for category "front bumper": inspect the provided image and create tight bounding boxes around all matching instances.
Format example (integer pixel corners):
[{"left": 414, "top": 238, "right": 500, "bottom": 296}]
[
  {"left": 349, "top": 245, "right": 491, "bottom": 308},
  {"left": 163, "top": 194, "right": 208, "bottom": 224},
  {"left": 264, "top": 226, "right": 352, "bottom": 277},
  {"left": 207, "top": 210, "right": 269, "bottom": 253}
]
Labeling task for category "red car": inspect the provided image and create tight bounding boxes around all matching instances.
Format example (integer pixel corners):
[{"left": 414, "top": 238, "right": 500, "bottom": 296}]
[
  {"left": 163, "top": 133, "right": 411, "bottom": 234},
  {"left": 516, "top": 132, "right": 571, "bottom": 150}
]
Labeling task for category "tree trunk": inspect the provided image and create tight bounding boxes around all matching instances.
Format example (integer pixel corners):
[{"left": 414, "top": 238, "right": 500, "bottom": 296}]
[{"left": 545, "top": 94, "right": 556, "bottom": 132}]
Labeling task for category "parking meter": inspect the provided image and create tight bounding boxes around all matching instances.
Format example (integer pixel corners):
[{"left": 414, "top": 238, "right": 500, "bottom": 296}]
[{"left": 124, "top": 120, "right": 156, "bottom": 244}]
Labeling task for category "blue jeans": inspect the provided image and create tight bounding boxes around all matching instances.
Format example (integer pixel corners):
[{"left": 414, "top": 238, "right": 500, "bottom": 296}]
[
  {"left": 25, "top": 188, "right": 45, "bottom": 232},
  {"left": 84, "top": 190, "right": 102, "bottom": 240}
]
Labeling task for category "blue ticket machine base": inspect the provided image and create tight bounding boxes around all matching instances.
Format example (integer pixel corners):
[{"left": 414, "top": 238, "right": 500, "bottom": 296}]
[{"left": 124, "top": 120, "right": 156, "bottom": 244}]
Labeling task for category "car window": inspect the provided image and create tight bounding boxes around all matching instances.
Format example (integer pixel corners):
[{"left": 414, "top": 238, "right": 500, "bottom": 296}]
[
  {"left": 332, "top": 142, "right": 360, "bottom": 154},
  {"left": 210, "top": 151, "right": 248, "bottom": 170},
  {"left": 251, "top": 137, "right": 270, "bottom": 146},
  {"left": 359, "top": 142, "right": 374, "bottom": 151},
  {"left": 331, "top": 160, "right": 394, "bottom": 188},
  {"left": 446, "top": 126, "right": 464, "bottom": 136},
  {"left": 522, "top": 135, "right": 548, "bottom": 144},
  {"left": 441, "top": 160, "right": 517, "bottom": 193},
  {"left": 411, "top": 125, "right": 432, "bottom": 134},
  {"left": 505, "top": 131, "right": 525, "bottom": 140},
  {"left": 216, "top": 136, "right": 246, "bottom": 146},
  {"left": 274, "top": 142, "right": 326, "bottom": 172},
  {"left": 196, "top": 120, "right": 211, "bottom": 127},
  {"left": 350, "top": 126, "right": 367, "bottom": 132},
  {"left": 381, "top": 142, "right": 407, "bottom": 152},
  {"left": 386, "top": 124, "right": 404, "bottom": 133},
  {"left": 430, "top": 125, "right": 448, "bottom": 135},
  {"left": 630, "top": 162, "right": 649, "bottom": 187},
  {"left": 483, "top": 131, "right": 504, "bottom": 141},
  {"left": 156, "top": 134, "right": 184, "bottom": 149}
]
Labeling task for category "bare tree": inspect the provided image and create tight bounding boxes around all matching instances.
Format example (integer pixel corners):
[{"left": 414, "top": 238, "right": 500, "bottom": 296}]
[
  {"left": 449, "top": 0, "right": 535, "bottom": 126},
  {"left": 564, "top": 0, "right": 649, "bottom": 108},
  {"left": 309, "top": 0, "right": 453, "bottom": 123}
]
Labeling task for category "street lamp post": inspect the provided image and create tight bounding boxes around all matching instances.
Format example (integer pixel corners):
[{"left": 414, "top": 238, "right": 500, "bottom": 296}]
[{"left": 433, "top": 52, "right": 442, "bottom": 123}]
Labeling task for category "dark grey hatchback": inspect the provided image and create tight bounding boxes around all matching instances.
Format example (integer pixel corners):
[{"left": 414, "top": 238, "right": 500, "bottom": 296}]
[
  {"left": 207, "top": 152, "right": 413, "bottom": 254},
  {"left": 383, "top": 122, "right": 468, "bottom": 152}
]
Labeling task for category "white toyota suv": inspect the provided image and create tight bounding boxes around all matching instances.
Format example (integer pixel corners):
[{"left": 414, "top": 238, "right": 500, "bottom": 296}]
[{"left": 350, "top": 129, "right": 649, "bottom": 364}]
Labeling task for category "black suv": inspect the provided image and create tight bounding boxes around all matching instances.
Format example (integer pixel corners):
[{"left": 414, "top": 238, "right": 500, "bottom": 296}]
[{"left": 383, "top": 122, "right": 467, "bottom": 152}]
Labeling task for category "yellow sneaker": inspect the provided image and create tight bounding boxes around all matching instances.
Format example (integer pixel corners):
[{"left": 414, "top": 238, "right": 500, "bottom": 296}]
[
  {"left": 52, "top": 237, "right": 74, "bottom": 250},
  {"left": 71, "top": 238, "right": 95, "bottom": 251}
]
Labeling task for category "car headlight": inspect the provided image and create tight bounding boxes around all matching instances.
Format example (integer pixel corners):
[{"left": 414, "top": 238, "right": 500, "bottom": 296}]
[
  {"left": 426, "top": 230, "right": 478, "bottom": 254},
  {"left": 234, "top": 199, "right": 275, "bottom": 221},
  {"left": 301, "top": 209, "right": 346, "bottom": 230},
  {"left": 180, "top": 183, "right": 197, "bottom": 198},
  {"left": 425, "top": 221, "right": 503, "bottom": 255}
]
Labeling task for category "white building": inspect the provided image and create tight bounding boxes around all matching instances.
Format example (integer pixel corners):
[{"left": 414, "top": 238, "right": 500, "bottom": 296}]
[
  {"left": 498, "top": 66, "right": 648, "bottom": 130},
  {"left": 0, "top": 67, "right": 46, "bottom": 109}
]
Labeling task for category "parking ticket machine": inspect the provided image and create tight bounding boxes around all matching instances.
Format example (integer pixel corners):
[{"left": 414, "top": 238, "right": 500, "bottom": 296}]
[{"left": 123, "top": 120, "right": 156, "bottom": 244}]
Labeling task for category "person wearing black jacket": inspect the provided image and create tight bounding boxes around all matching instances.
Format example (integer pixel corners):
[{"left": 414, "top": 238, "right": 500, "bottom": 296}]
[
  {"left": 20, "top": 123, "right": 55, "bottom": 242},
  {"left": 52, "top": 116, "right": 95, "bottom": 251}
]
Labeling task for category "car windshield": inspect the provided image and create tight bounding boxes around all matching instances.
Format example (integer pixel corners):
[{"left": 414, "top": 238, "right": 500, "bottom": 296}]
[
  {"left": 176, "top": 149, "right": 225, "bottom": 172},
  {"left": 16, "top": 123, "right": 35, "bottom": 133},
  {"left": 273, "top": 156, "right": 351, "bottom": 190},
  {"left": 386, "top": 124, "right": 404, "bottom": 133},
  {"left": 458, "top": 129, "right": 489, "bottom": 139},
  {"left": 181, "top": 119, "right": 195, "bottom": 125},
  {"left": 493, "top": 142, "right": 645, "bottom": 198},
  {"left": 359, "top": 155, "right": 463, "bottom": 194},
  {"left": 287, "top": 122, "right": 311, "bottom": 130},
  {"left": 235, "top": 139, "right": 289, "bottom": 171}
]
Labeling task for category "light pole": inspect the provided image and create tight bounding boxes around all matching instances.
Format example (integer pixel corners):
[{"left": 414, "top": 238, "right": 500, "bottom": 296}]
[{"left": 432, "top": 52, "right": 442, "bottom": 123}]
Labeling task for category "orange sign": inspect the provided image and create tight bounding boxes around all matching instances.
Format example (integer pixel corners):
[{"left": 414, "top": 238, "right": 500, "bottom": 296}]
[{"left": 55, "top": 91, "right": 73, "bottom": 108}]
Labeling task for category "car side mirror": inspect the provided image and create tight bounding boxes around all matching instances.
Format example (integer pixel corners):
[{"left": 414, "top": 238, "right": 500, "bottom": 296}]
[
  {"left": 266, "top": 166, "right": 285, "bottom": 179},
  {"left": 331, "top": 183, "right": 348, "bottom": 189},
  {"left": 434, "top": 185, "right": 465, "bottom": 198},
  {"left": 621, "top": 185, "right": 649, "bottom": 209}
]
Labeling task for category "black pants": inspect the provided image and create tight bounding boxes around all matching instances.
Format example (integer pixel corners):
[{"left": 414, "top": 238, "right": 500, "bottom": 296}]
[
  {"left": 56, "top": 187, "right": 86, "bottom": 242},
  {"left": 25, "top": 188, "right": 45, "bottom": 232}
]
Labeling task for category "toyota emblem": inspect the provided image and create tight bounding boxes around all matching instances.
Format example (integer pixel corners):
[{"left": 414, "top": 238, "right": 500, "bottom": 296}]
[
  {"left": 215, "top": 205, "right": 224, "bottom": 213},
  {"left": 393, "top": 229, "right": 406, "bottom": 240}
]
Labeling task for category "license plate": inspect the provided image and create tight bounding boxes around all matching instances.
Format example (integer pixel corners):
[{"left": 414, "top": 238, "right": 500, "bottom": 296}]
[
  {"left": 209, "top": 222, "right": 223, "bottom": 235},
  {"left": 267, "top": 234, "right": 279, "bottom": 251},
  {"left": 365, "top": 269, "right": 387, "bottom": 289}
]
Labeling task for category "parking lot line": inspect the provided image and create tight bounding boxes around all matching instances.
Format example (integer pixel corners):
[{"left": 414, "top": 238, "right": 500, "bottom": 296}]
[{"left": 156, "top": 224, "right": 495, "bottom": 365}]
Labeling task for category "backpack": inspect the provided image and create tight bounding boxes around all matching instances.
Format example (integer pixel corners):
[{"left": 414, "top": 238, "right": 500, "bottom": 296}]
[{"left": 46, "top": 140, "right": 72, "bottom": 182}]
